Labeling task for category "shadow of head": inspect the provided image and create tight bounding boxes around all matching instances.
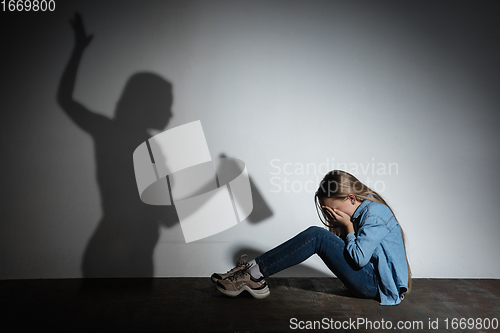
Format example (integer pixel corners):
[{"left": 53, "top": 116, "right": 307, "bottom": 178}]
[{"left": 115, "top": 72, "right": 173, "bottom": 130}]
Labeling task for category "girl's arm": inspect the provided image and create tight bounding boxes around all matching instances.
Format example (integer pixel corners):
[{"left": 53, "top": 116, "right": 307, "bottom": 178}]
[
  {"left": 344, "top": 216, "right": 390, "bottom": 268},
  {"left": 323, "top": 206, "right": 389, "bottom": 267}
]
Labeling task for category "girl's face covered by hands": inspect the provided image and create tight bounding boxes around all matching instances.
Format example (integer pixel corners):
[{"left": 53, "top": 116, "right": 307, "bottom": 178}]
[{"left": 321, "top": 195, "right": 361, "bottom": 228}]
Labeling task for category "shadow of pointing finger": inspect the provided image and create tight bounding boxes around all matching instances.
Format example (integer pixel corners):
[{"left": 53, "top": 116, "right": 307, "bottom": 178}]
[{"left": 218, "top": 153, "right": 273, "bottom": 224}]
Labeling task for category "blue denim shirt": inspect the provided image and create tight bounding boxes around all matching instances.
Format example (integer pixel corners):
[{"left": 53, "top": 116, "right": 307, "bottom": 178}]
[{"left": 345, "top": 200, "right": 409, "bottom": 305}]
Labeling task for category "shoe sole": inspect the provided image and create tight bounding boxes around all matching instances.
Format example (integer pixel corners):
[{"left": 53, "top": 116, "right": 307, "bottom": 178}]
[{"left": 216, "top": 284, "right": 270, "bottom": 299}]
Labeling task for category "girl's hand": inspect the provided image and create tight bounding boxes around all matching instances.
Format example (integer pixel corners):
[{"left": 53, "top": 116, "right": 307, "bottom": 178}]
[{"left": 322, "top": 206, "right": 355, "bottom": 233}]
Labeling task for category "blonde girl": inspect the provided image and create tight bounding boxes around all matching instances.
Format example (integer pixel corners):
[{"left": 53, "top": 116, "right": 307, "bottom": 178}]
[{"left": 212, "top": 170, "right": 411, "bottom": 305}]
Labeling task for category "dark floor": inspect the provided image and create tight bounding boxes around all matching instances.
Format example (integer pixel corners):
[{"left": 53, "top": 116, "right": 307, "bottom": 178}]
[{"left": 1, "top": 278, "right": 499, "bottom": 332}]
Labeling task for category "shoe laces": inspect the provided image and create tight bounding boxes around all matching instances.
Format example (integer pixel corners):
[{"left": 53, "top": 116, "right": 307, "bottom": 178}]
[
  {"left": 227, "top": 263, "right": 251, "bottom": 282},
  {"left": 225, "top": 254, "right": 248, "bottom": 274}
]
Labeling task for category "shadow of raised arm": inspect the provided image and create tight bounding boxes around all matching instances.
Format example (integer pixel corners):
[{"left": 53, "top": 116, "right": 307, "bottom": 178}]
[{"left": 57, "top": 13, "right": 108, "bottom": 133}]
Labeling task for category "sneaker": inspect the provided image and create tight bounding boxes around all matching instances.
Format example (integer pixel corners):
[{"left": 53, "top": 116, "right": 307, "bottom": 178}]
[
  {"left": 216, "top": 265, "right": 270, "bottom": 299},
  {"left": 211, "top": 254, "right": 248, "bottom": 284}
]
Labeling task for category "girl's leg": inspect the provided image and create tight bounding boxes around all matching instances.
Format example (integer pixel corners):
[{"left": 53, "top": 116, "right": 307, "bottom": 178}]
[{"left": 255, "top": 226, "right": 378, "bottom": 299}]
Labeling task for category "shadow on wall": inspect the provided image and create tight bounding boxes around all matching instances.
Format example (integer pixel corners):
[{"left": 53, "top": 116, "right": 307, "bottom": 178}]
[
  {"left": 218, "top": 153, "right": 273, "bottom": 224},
  {"left": 58, "top": 14, "right": 178, "bottom": 279},
  {"left": 58, "top": 14, "right": 273, "bottom": 280}
]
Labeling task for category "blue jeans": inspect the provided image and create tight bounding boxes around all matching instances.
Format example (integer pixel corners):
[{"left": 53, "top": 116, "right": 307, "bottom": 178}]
[{"left": 255, "top": 226, "right": 379, "bottom": 299}]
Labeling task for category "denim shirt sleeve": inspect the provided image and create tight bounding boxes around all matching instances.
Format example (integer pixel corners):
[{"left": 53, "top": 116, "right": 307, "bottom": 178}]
[{"left": 344, "top": 215, "right": 390, "bottom": 268}]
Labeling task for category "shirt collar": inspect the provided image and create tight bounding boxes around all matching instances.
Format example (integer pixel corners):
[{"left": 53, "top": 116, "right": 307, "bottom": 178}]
[{"left": 351, "top": 199, "right": 371, "bottom": 221}]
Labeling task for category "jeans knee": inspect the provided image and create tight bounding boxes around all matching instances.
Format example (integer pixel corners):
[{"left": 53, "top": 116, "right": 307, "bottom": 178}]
[
  {"left": 304, "top": 226, "right": 327, "bottom": 237},
  {"left": 303, "top": 226, "right": 330, "bottom": 249}
]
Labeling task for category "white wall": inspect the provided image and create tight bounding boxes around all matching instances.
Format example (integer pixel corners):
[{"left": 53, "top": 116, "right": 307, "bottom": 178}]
[{"left": 1, "top": 0, "right": 499, "bottom": 279}]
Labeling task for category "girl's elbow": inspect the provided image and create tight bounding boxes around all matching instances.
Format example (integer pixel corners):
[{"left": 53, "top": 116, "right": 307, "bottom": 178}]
[
  {"left": 351, "top": 254, "right": 370, "bottom": 268},
  {"left": 357, "top": 258, "right": 370, "bottom": 268},
  {"left": 346, "top": 244, "right": 371, "bottom": 267}
]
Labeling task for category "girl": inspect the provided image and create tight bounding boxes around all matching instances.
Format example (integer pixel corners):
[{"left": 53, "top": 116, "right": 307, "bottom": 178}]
[{"left": 211, "top": 170, "right": 411, "bottom": 305}]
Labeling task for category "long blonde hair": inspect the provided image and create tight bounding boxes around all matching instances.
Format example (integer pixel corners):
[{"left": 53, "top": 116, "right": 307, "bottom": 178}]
[{"left": 314, "top": 170, "right": 412, "bottom": 293}]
